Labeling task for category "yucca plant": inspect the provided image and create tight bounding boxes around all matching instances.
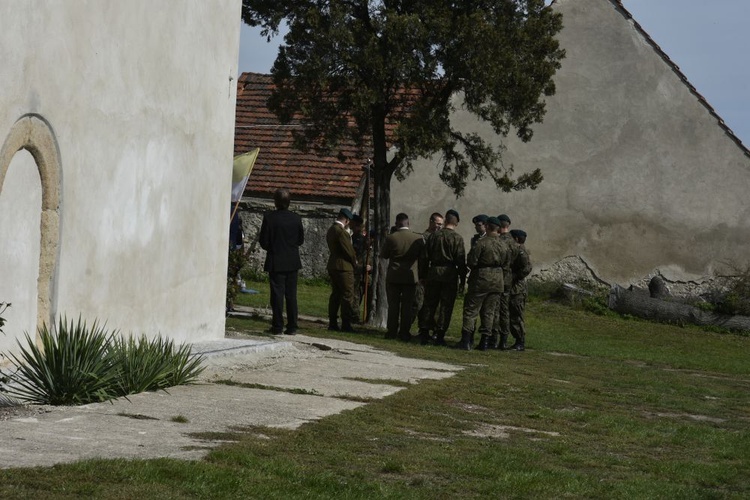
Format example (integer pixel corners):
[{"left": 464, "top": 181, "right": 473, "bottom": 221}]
[
  {"left": 109, "top": 335, "right": 174, "bottom": 396},
  {"left": 4, "top": 316, "right": 119, "bottom": 405},
  {"left": 165, "top": 341, "right": 205, "bottom": 387},
  {"left": 110, "top": 335, "right": 204, "bottom": 395}
]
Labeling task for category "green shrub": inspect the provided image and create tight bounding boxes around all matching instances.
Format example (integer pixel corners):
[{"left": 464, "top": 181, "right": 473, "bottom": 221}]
[
  {"left": 4, "top": 317, "right": 119, "bottom": 405},
  {"left": 714, "top": 262, "right": 750, "bottom": 316},
  {"left": 2, "top": 317, "right": 205, "bottom": 406},
  {"left": 110, "top": 335, "right": 204, "bottom": 396},
  {"left": 227, "top": 248, "right": 249, "bottom": 311}
]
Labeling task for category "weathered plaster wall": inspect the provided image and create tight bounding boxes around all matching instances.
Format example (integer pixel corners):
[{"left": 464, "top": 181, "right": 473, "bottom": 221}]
[
  {"left": 0, "top": 1, "right": 241, "bottom": 352},
  {"left": 391, "top": 0, "right": 750, "bottom": 287}
]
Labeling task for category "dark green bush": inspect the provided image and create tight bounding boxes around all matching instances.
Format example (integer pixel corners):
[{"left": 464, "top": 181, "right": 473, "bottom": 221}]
[
  {"left": 714, "top": 263, "right": 750, "bottom": 316},
  {"left": 227, "top": 248, "right": 249, "bottom": 311}
]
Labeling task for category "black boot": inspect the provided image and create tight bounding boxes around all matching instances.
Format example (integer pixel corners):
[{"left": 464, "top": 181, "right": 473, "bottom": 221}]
[
  {"left": 328, "top": 321, "right": 340, "bottom": 331},
  {"left": 477, "top": 334, "right": 491, "bottom": 351},
  {"left": 341, "top": 320, "right": 356, "bottom": 333},
  {"left": 454, "top": 330, "right": 473, "bottom": 350},
  {"left": 499, "top": 333, "right": 510, "bottom": 350},
  {"left": 488, "top": 334, "right": 499, "bottom": 349},
  {"left": 418, "top": 329, "right": 431, "bottom": 345},
  {"left": 433, "top": 330, "right": 447, "bottom": 346},
  {"left": 508, "top": 335, "right": 524, "bottom": 351}
]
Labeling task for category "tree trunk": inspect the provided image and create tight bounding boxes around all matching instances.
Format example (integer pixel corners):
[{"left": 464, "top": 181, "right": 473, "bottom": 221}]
[
  {"left": 608, "top": 284, "right": 750, "bottom": 331},
  {"left": 366, "top": 161, "right": 392, "bottom": 328}
]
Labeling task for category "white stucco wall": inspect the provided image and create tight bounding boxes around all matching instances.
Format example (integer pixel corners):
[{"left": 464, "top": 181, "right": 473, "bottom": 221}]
[
  {"left": 392, "top": 0, "right": 750, "bottom": 286},
  {"left": 0, "top": 0, "right": 241, "bottom": 353}
]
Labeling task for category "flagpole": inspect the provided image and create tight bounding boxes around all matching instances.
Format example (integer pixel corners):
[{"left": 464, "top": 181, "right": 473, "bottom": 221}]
[{"left": 361, "top": 159, "right": 372, "bottom": 323}]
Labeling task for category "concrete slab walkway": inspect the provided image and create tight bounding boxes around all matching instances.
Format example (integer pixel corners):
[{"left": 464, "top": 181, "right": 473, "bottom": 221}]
[{"left": 0, "top": 334, "right": 461, "bottom": 469}]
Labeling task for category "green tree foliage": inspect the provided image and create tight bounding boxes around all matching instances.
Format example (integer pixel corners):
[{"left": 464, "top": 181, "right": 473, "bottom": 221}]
[{"left": 242, "top": 0, "right": 564, "bottom": 323}]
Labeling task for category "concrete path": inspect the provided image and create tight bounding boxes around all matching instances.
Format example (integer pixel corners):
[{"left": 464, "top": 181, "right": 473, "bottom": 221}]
[{"left": 0, "top": 334, "right": 461, "bottom": 469}]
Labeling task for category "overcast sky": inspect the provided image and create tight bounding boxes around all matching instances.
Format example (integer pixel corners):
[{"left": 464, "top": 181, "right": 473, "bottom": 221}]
[{"left": 238, "top": 0, "right": 750, "bottom": 148}]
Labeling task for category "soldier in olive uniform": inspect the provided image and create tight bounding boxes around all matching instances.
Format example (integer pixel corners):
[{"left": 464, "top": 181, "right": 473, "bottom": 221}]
[
  {"left": 509, "top": 229, "right": 532, "bottom": 351},
  {"left": 418, "top": 209, "right": 466, "bottom": 346},
  {"left": 457, "top": 217, "right": 513, "bottom": 350},
  {"left": 326, "top": 208, "right": 358, "bottom": 332},
  {"left": 470, "top": 214, "right": 488, "bottom": 248},
  {"left": 381, "top": 213, "right": 425, "bottom": 341},
  {"left": 412, "top": 212, "right": 443, "bottom": 332},
  {"left": 491, "top": 214, "right": 519, "bottom": 350}
]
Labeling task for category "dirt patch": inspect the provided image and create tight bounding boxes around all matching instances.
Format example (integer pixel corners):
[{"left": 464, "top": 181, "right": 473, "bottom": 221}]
[
  {"left": 0, "top": 402, "right": 51, "bottom": 421},
  {"left": 463, "top": 423, "right": 561, "bottom": 439},
  {"left": 645, "top": 411, "right": 726, "bottom": 424}
]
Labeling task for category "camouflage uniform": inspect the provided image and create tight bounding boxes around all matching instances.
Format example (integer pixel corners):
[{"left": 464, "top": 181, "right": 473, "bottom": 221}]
[
  {"left": 458, "top": 234, "right": 512, "bottom": 350},
  {"left": 508, "top": 244, "right": 532, "bottom": 350},
  {"left": 419, "top": 228, "right": 466, "bottom": 345},
  {"left": 491, "top": 232, "right": 520, "bottom": 349}
]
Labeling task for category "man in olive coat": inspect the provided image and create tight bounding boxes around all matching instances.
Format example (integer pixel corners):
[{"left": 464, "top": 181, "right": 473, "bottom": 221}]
[
  {"left": 259, "top": 188, "right": 305, "bottom": 334},
  {"left": 491, "top": 213, "right": 520, "bottom": 349},
  {"left": 419, "top": 209, "right": 466, "bottom": 346},
  {"left": 326, "top": 208, "right": 358, "bottom": 332},
  {"left": 381, "top": 213, "right": 424, "bottom": 341},
  {"left": 508, "top": 229, "right": 532, "bottom": 351},
  {"left": 458, "top": 217, "right": 513, "bottom": 350}
]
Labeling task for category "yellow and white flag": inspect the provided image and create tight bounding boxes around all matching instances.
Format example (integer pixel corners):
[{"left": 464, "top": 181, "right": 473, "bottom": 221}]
[{"left": 231, "top": 148, "right": 259, "bottom": 202}]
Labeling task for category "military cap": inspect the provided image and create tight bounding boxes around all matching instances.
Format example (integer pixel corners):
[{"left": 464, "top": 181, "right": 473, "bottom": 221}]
[
  {"left": 338, "top": 208, "right": 354, "bottom": 220},
  {"left": 510, "top": 229, "right": 527, "bottom": 239},
  {"left": 497, "top": 214, "right": 511, "bottom": 224},
  {"left": 472, "top": 214, "right": 489, "bottom": 224},
  {"left": 446, "top": 209, "right": 460, "bottom": 222},
  {"left": 486, "top": 216, "right": 501, "bottom": 226},
  {"left": 352, "top": 213, "right": 364, "bottom": 224}
]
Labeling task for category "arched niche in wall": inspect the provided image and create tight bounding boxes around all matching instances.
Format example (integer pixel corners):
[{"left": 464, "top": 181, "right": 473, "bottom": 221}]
[{"left": 0, "top": 115, "right": 61, "bottom": 340}]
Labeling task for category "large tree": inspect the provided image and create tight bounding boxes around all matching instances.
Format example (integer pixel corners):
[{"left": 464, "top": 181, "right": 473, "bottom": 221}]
[{"left": 242, "top": 0, "right": 564, "bottom": 326}]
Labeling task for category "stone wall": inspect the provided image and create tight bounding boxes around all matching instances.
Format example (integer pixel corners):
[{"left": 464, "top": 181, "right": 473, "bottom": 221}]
[{"left": 236, "top": 199, "right": 345, "bottom": 279}]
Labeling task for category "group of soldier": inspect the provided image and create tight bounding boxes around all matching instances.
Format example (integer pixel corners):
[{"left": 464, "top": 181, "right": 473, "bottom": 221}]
[{"left": 326, "top": 207, "right": 531, "bottom": 352}]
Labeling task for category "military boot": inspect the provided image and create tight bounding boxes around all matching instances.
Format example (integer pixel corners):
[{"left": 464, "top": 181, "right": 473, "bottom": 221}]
[
  {"left": 488, "top": 333, "right": 499, "bottom": 349},
  {"left": 499, "top": 333, "right": 510, "bottom": 350},
  {"left": 418, "top": 329, "right": 432, "bottom": 345},
  {"left": 454, "top": 330, "right": 473, "bottom": 350},
  {"left": 477, "top": 334, "right": 491, "bottom": 351},
  {"left": 433, "top": 330, "right": 448, "bottom": 346}
]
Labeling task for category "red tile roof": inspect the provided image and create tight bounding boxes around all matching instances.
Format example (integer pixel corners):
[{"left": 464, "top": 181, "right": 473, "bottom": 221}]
[{"left": 234, "top": 72, "right": 370, "bottom": 202}]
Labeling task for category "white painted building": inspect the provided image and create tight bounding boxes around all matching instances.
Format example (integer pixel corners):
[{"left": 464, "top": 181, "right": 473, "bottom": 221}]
[{"left": 0, "top": 1, "right": 241, "bottom": 356}]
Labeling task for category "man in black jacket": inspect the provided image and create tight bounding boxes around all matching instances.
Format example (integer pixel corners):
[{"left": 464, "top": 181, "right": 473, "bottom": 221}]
[{"left": 259, "top": 188, "right": 305, "bottom": 334}]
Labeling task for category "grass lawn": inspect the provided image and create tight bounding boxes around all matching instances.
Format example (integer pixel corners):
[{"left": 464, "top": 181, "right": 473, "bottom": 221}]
[{"left": 1, "top": 281, "right": 748, "bottom": 499}]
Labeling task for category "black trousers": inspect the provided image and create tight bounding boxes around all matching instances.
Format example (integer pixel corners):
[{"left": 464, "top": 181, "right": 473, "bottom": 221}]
[{"left": 269, "top": 270, "right": 299, "bottom": 332}]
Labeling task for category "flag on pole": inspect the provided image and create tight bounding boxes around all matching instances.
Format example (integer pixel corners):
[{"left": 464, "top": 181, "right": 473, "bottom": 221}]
[{"left": 232, "top": 148, "right": 259, "bottom": 202}]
